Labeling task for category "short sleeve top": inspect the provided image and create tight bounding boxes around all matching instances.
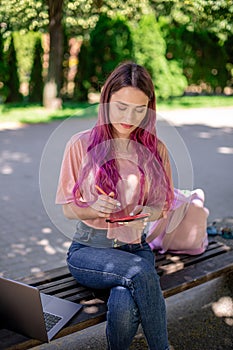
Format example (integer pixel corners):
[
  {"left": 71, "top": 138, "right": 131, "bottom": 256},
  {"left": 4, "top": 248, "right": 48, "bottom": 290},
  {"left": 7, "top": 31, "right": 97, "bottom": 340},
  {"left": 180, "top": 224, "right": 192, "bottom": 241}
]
[{"left": 56, "top": 129, "right": 173, "bottom": 235}]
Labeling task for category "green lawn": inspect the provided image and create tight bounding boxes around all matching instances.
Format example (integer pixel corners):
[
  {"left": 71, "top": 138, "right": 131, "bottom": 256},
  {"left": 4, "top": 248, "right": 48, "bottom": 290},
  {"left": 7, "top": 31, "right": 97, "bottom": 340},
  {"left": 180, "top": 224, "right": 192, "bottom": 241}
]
[{"left": 0, "top": 95, "right": 232, "bottom": 124}]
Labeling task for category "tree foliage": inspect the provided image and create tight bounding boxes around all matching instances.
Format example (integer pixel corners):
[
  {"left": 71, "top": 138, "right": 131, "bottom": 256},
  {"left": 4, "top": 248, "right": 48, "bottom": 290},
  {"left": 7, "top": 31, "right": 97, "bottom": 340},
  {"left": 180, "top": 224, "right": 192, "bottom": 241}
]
[
  {"left": 74, "top": 14, "right": 133, "bottom": 101},
  {"left": 150, "top": 0, "right": 233, "bottom": 43},
  {"left": 13, "top": 31, "right": 40, "bottom": 84},
  {"left": 4, "top": 35, "right": 22, "bottom": 102},
  {"left": 0, "top": 0, "right": 149, "bottom": 36},
  {"left": 0, "top": 0, "right": 232, "bottom": 104},
  {"left": 150, "top": 0, "right": 233, "bottom": 92},
  {"left": 29, "top": 37, "right": 44, "bottom": 103},
  {"left": 0, "top": 0, "right": 49, "bottom": 33},
  {"left": 0, "top": 31, "right": 7, "bottom": 101},
  {"left": 131, "top": 14, "right": 187, "bottom": 99}
]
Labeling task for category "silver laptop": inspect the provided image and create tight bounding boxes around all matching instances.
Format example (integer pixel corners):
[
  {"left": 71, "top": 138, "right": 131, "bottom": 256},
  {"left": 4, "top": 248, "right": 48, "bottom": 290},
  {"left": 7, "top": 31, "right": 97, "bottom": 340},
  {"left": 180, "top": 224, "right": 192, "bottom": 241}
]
[{"left": 0, "top": 276, "right": 82, "bottom": 342}]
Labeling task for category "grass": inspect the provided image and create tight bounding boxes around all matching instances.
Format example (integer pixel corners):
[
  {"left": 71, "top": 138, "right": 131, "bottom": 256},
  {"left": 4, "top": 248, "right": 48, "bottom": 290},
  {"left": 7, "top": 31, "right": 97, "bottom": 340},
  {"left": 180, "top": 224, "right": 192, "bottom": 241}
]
[
  {"left": 0, "top": 101, "right": 96, "bottom": 124},
  {"left": 0, "top": 95, "right": 232, "bottom": 124},
  {"left": 157, "top": 95, "right": 233, "bottom": 110}
]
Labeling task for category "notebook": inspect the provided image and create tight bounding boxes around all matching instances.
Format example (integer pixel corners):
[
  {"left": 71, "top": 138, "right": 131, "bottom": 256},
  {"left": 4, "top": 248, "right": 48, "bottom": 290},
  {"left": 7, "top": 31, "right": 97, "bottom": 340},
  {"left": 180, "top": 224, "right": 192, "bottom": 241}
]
[{"left": 0, "top": 276, "right": 82, "bottom": 342}]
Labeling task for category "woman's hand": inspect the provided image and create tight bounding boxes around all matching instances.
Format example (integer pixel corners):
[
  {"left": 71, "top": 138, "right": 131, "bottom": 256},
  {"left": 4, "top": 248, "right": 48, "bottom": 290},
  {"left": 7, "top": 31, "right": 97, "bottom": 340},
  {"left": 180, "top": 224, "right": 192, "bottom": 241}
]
[
  {"left": 130, "top": 205, "right": 167, "bottom": 222},
  {"left": 118, "top": 217, "right": 148, "bottom": 231},
  {"left": 92, "top": 192, "right": 121, "bottom": 218},
  {"left": 62, "top": 192, "right": 121, "bottom": 221}
]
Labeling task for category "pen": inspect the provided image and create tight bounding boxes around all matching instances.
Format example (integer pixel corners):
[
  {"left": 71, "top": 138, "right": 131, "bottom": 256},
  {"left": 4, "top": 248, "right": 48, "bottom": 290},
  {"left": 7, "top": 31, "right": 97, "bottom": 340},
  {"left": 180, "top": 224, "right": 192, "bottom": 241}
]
[
  {"left": 95, "top": 185, "right": 121, "bottom": 206},
  {"left": 95, "top": 184, "right": 108, "bottom": 196}
]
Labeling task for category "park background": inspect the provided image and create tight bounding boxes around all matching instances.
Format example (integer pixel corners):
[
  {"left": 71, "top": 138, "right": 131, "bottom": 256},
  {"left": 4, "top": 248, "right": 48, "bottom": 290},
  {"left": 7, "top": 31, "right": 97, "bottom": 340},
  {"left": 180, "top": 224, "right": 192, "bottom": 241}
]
[
  {"left": 0, "top": 0, "right": 232, "bottom": 116},
  {"left": 0, "top": 1, "right": 233, "bottom": 349}
]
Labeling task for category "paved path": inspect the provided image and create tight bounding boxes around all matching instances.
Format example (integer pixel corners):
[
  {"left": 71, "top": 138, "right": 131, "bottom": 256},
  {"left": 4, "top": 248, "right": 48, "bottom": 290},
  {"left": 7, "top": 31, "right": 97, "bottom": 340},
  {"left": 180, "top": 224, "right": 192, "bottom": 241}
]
[{"left": 0, "top": 106, "right": 232, "bottom": 349}]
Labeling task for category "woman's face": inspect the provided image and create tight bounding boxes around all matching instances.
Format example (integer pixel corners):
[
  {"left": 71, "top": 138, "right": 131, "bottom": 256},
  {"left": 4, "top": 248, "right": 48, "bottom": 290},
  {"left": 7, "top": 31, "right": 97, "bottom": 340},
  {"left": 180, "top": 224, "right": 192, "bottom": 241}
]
[{"left": 109, "top": 87, "right": 149, "bottom": 138}]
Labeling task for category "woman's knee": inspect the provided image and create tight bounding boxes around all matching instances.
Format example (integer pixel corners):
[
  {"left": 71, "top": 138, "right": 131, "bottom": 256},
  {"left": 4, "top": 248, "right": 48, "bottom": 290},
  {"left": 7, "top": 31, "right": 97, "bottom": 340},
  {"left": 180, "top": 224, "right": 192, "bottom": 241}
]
[
  {"left": 107, "top": 286, "right": 139, "bottom": 321},
  {"left": 107, "top": 285, "right": 140, "bottom": 344}
]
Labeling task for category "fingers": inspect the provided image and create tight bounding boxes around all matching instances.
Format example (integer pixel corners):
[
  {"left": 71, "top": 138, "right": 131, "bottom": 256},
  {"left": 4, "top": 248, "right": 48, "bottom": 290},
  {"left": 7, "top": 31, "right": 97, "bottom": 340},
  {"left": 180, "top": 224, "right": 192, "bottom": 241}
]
[
  {"left": 119, "top": 218, "right": 148, "bottom": 230},
  {"left": 93, "top": 194, "right": 121, "bottom": 217},
  {"left": 108, "top": 191, "right": 115, "bottom": 198},
  {"left": 99, "top": 195, "right": 121, "bottom": 210},
  {"left": 129, "top": 205, "right": 143, "bottom": 216}
]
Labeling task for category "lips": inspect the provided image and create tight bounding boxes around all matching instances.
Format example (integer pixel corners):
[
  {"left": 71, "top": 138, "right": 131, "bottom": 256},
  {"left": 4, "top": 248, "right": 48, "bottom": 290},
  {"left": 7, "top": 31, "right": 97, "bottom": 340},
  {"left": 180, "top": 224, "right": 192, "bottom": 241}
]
[{"left": 120, "top": 123, "right": 133, "bottom": 129}]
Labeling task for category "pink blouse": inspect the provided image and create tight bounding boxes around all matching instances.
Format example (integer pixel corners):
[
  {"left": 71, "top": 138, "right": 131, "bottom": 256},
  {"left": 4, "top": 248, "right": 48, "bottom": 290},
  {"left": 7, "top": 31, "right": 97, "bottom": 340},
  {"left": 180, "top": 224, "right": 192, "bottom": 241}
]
[{"left": 56, "top": 129, "right": 173, "bottom": 243}]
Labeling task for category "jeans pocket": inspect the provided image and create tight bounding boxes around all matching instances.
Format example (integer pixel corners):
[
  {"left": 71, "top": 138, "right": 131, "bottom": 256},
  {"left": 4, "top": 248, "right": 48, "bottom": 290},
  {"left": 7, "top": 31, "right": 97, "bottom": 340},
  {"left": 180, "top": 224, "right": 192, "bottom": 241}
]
[{"left": 73, "top": 220, "right": 94, "bottom": 242}]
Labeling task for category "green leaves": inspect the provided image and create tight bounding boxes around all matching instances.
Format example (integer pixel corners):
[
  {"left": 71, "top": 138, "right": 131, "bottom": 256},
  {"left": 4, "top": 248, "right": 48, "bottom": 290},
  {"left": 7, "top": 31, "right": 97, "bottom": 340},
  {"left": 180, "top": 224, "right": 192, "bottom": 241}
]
[{"left": 131, "top": 14, "right": 187, "bottom": 99}]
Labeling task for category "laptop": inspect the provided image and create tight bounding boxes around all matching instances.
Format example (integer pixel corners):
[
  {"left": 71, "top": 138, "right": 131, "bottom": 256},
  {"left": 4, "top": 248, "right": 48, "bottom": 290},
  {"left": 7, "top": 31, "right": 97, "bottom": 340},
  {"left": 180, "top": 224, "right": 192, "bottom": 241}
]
[{"left": 0, "top": 276, "right": 82, "bottom": 342}]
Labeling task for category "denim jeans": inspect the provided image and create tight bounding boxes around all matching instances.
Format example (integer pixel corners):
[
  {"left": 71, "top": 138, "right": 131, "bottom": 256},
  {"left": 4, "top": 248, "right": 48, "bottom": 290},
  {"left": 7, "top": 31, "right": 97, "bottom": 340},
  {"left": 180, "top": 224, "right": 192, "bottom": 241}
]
[{"left": 67, "top": 224, "right": 170, "bottom": 350}]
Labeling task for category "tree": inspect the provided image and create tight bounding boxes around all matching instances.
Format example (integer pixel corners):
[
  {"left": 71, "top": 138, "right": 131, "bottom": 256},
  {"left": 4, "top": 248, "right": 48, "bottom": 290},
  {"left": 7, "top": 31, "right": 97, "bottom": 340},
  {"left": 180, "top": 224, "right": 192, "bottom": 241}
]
[
  {"left": 0, "top": 31, "right": 7, "bottom": 102},
  {"left": 73, "top": 39, "right": 91, "bottom": 102},
  {"left": 150, "top": 0, "right": 233, "bottom": 92},
  {"left": 150, "top": 0, "right": 233, "bottom": 43},
  {"left": 0, "top": 0, "right": 148, "bottom": 107},
  {"left": 43, "top": 0, "right": 64, "bottom": 109},
  {"left": 1, "top": 0, "right": 232, "bottom": 104},
  {"left": 5, "top": 36, "right": 22, "bottom": 103},
  {"left": 29, "top": 37, "right": 44, "bottom": 103}
]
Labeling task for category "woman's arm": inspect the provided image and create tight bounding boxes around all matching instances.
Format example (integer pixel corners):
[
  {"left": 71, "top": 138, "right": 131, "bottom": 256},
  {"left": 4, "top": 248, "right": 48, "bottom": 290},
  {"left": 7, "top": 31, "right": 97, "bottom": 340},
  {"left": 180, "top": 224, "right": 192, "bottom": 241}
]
[
  {"left": 62, "top": 193, "right": 121, "bottom": 220},
  {"left": 62, "top": 202, "right": 99, "bottom": 220}
]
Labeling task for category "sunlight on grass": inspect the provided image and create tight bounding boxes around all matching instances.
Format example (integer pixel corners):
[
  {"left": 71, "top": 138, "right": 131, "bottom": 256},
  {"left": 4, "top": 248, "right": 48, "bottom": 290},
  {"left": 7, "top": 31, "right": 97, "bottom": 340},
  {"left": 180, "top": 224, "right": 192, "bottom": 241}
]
[
  {"left": 0, "top": 96, "right": 232, "bottom": 124},
  {"left": 0, "top": 102, "right": 97, "bottom": 124},
  {"left": 157, "top": 95, "right": 233, "bottom": 110}
]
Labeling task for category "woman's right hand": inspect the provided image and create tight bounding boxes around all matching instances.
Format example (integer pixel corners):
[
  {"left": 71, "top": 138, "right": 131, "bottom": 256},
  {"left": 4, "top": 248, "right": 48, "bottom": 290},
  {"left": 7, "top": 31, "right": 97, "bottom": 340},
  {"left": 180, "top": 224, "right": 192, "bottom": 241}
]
[
  {"left": 92, "top": 192, "right": 121, "bottom": 218},
  {"left": 62, "top": 193, "right": 121, "bottom": 220}
]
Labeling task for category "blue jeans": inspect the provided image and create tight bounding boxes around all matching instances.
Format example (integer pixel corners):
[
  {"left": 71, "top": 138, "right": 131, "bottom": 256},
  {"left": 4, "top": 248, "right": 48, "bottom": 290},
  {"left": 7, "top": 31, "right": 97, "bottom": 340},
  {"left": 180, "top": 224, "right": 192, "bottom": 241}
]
[{"left": 67, "top": 228, "right": 169, "bottom": 350}]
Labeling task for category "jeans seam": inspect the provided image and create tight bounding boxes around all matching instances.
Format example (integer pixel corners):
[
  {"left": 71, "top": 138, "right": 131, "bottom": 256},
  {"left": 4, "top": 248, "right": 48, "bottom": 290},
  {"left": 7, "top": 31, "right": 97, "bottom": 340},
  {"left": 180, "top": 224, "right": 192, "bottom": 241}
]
[{"left": 68, "top": 260, "right": 132, "bottom": 286}]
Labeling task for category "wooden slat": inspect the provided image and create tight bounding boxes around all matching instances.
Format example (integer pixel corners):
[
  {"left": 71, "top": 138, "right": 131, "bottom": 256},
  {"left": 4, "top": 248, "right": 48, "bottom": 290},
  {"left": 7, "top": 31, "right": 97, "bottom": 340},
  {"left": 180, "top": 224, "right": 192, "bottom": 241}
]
[
  {"left": 54, "top": 288, "right": 95, "bottom": 301},
  {"left": 160, "top": 250, "right": 233, "bottom": 298},
  {"left": 39, "top": 280, "right": 83, "bottom": 294},
  {"left": 20, "top": 267, "right": 71, "bottom": 286},
  {"left": 156, "top": 242, "right": 231, "bottom": 275},
  {"left": 36, "top": 275, "right": 75, "bottom": 289}
]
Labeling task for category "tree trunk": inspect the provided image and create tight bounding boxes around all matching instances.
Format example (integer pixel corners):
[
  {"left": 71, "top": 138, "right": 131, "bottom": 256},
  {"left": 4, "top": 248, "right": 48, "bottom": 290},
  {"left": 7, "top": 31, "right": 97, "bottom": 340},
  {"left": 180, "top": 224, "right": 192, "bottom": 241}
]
[{"left": 43, "top": 0, "right": 64, "bottom": 109}]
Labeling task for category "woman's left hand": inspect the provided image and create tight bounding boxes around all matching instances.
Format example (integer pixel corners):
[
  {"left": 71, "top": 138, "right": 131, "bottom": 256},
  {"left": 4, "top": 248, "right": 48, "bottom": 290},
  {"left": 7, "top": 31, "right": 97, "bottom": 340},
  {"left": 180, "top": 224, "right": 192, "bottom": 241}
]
[
  {"left": 118, "top": 216, "right": 148, "bottom": 231},
  {"left": 130, "top": 205, "right": 166, "bottom": 221}
]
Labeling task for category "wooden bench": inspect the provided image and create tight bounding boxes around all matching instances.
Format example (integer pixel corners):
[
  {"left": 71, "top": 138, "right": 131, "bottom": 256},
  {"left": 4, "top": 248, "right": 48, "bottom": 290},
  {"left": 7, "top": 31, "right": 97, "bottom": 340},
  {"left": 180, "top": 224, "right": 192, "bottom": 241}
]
[{"left": 1, "top": 239, "right": 233, "bottom": 350}]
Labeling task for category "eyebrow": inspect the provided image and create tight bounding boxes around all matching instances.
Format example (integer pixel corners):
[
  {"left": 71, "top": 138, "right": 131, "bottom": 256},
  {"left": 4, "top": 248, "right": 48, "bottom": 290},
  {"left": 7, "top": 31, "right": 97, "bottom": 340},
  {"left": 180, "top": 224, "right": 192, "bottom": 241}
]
[{"left": 116, "top": 101, "right": 148, "bottom": 107}]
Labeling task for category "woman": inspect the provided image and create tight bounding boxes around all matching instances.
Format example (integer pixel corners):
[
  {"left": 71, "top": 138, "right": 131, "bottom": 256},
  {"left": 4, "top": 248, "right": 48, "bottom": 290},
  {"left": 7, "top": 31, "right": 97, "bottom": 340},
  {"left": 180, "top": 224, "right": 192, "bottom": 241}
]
[{"left": 56, "top": 62, "right": 173, "bottom": 350}]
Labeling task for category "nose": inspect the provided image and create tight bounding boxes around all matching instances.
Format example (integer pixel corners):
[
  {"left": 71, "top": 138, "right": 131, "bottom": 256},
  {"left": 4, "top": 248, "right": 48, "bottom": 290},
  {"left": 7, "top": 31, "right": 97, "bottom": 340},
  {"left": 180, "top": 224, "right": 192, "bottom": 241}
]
[{"left": 124, "top": 107, "right": 135, "bottom": 125}]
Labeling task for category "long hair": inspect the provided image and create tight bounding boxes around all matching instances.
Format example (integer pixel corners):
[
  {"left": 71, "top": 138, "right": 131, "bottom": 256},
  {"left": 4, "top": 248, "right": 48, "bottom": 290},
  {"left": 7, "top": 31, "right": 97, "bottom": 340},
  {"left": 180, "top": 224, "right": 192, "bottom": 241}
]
[{"left": 73, "top": 61, "right": 173, "bottom": 210}]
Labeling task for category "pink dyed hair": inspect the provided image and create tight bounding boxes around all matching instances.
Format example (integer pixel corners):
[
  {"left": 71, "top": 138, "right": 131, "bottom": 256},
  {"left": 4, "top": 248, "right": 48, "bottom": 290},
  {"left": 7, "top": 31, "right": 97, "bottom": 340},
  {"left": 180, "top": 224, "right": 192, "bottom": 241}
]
[{"left": 73, "top": 61, "right": 173, "bottom": 209}]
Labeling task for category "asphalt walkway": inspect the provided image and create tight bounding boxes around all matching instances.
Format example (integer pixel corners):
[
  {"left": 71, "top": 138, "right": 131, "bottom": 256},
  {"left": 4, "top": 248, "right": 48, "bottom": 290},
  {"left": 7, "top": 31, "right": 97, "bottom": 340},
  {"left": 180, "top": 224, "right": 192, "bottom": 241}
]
[{"left": 0, "top": 106, "right": 233, "bottom": 349}]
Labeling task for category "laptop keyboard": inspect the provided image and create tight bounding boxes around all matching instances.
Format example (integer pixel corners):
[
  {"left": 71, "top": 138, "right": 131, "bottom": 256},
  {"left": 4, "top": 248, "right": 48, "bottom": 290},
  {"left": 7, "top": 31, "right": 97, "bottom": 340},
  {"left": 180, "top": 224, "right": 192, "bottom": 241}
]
[{"left": 43, "top": 311, "right": 62, "bottom": 332}]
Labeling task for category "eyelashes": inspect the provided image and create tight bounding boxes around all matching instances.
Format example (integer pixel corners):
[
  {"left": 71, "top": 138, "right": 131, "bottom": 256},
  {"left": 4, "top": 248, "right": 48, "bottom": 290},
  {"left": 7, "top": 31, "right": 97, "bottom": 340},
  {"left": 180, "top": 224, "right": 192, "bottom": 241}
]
[
  {"left": 118, "top": 105, "right": 127, "bottom": 111},
  {"left": 117, "top": 104, "right": 147, "bottom": 114}
]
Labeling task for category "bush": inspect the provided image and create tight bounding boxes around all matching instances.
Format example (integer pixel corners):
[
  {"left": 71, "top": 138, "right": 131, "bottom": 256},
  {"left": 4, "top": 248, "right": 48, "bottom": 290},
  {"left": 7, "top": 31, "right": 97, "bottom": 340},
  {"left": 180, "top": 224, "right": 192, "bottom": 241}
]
[
  {"left": 162, "top": 24, "right": 230, "bottom": 94},
  {"left": 131, "top": 14, "right": 187, "bottom": 99},
  {"left": 74, "top": 14, "right": 133, "bottom": 101}
]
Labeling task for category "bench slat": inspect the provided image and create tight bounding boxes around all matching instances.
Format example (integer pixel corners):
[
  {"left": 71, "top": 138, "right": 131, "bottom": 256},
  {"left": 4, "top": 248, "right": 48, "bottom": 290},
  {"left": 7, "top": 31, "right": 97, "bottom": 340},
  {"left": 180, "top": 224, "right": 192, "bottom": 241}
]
[
  {"left": 156, "top": 241, "right": 230, "bottom": 275},
  {"left": 160, "top": 250, "right": 233, "bottom": 297}
]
